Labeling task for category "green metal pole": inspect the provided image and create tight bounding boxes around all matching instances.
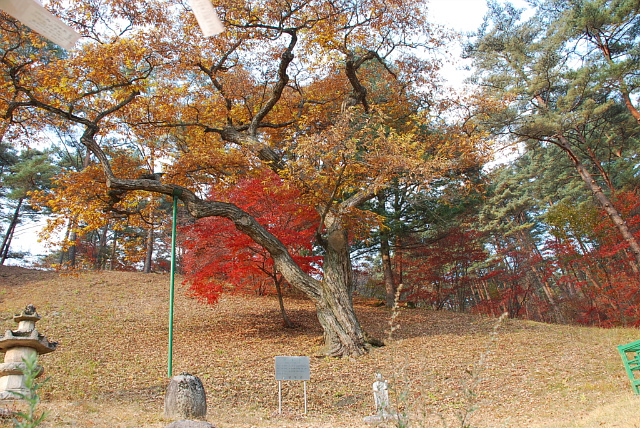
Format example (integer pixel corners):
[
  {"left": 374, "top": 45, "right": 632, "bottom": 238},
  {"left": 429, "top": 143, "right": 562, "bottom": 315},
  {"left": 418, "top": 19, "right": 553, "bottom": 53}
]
[{"left": 168, "top": 189, "right": 181, "bottom": 378}]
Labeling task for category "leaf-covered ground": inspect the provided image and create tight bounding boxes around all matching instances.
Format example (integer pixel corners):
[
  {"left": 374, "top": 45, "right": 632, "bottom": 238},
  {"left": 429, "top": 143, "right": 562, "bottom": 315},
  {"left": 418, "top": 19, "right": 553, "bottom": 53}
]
[{"left": 0, "top": 265, "right": 638, "bottom": 427}]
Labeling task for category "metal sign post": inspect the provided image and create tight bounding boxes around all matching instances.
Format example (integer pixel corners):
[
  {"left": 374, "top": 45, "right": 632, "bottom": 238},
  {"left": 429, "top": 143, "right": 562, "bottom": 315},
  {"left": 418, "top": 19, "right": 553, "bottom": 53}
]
[
  {"left": 275, "top": 356, "right": 310, "bottom": 415},
  {"left": 168, "top": 189, "right": 182, "bottom": 378}
]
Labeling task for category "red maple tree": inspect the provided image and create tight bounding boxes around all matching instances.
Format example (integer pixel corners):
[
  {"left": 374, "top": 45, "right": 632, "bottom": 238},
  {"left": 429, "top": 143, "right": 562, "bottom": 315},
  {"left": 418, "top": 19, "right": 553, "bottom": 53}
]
[{"left": 180, "top": 170, "right": 321, "bottom": 326}]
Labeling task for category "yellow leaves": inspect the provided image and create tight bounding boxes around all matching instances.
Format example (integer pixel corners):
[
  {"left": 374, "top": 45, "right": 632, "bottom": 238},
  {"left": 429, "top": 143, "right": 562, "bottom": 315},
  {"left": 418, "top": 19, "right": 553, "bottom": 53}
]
[
  {"left": 0, "top": 0, "right": 490, "bottom": 259},
  {"left": 32, "top": 149, "right": 166, "bottom": 253}
]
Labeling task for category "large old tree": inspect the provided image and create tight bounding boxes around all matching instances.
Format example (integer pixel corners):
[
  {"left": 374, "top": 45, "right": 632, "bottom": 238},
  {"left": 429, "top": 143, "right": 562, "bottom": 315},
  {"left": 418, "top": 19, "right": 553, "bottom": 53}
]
[{"left": 1, "top": 0, "right": 482, "bottom": 356}]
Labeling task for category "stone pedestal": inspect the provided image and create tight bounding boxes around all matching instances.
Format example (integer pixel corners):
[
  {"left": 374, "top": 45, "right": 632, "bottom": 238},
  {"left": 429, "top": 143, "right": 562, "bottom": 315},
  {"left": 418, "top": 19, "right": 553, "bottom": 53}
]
[
  {"left": 164, "top": 373, "right": 207, "bottom": 421},
  {"left": 0, "top": 305, "right": 56, "bottom": 401}
]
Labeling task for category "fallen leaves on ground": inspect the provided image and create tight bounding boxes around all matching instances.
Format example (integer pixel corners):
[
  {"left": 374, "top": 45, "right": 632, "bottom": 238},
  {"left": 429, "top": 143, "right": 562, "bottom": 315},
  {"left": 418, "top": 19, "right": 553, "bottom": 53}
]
[{"left": 0, "top": 266, "right": 638, "bottom": 427}]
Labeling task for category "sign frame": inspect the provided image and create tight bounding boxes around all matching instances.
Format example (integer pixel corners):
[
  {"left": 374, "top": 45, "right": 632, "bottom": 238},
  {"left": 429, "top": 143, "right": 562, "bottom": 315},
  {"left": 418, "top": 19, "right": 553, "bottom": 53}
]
[{"left": 275, "top": 356, "right": 310, "bottom": 414}]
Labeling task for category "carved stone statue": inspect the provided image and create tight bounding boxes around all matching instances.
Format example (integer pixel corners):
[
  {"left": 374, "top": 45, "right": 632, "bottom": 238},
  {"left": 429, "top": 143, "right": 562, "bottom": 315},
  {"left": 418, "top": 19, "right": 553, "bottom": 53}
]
[
  {"left": 373, "top": 373, "right": 390, "bottom": 415},
  {"left": 363, "top": 373, "right": 395, "bottom": 425}
]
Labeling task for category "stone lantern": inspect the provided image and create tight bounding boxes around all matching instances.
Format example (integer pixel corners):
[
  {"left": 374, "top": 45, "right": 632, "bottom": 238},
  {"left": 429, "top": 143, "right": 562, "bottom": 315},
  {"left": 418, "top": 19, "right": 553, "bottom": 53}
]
[{"left": 0, "top": 304, "right": 57, "bottom": 400}]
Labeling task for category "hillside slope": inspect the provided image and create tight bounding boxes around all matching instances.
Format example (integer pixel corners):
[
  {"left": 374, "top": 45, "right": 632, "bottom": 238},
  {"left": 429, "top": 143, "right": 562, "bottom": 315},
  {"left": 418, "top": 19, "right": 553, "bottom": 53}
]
[{"left": 0, "top": 266, "right": 638, "bottom": 427}]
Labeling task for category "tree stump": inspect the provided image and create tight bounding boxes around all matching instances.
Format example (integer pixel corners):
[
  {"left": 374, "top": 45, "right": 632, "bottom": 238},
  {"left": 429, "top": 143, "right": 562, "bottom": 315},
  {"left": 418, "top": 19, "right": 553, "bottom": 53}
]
[{"left": 164, "top": 374, "right": 207, "bottom": 421}]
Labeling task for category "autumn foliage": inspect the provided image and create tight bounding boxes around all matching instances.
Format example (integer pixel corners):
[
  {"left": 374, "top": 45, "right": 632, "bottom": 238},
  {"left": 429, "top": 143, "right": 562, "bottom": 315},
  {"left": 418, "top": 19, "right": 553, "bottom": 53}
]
[
  {"left": 395, "top": 191, "right": 640, "bottom": 328},
  {"left": 4, "top": 0, "right": 640, "bottom": 359},
  {"left": 181, "top": 170, "right": 321, "bottom": 304}
]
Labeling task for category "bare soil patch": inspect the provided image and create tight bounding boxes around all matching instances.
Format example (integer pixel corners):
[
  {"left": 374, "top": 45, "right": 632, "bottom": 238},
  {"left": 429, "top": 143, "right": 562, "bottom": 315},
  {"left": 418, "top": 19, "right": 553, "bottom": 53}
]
[{"left": 0, "top": 265, "right": 638, "bottom": 427}]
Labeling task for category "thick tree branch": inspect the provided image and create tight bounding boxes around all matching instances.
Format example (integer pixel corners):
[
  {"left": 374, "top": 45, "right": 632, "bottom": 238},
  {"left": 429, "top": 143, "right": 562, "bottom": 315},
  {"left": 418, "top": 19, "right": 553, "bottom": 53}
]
[
  {"left": 104, "top": 173, "right": 322, "bottom": 300},
  {"left": 343, "top": 50, "right": 395, "bottom": 113},
  {"left": 248, "top": 29, "right": 297, "bottom": 136}
]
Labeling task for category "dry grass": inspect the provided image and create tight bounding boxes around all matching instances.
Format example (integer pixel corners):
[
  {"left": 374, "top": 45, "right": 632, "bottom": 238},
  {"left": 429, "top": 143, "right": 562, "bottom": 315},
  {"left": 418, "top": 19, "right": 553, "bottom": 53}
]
[{"left": 0, "top": 265, "right": 638, "bottom": 427}]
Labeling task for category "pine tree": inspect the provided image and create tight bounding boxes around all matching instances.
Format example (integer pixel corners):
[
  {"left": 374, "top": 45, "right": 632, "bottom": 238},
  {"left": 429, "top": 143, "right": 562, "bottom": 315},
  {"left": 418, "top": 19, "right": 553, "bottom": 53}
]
[
  {"left": 465, "top": 0, "right": 640, "bottom": 273},
  {"left": 0, "top": 150, "right": 57, "bottom": 264}
]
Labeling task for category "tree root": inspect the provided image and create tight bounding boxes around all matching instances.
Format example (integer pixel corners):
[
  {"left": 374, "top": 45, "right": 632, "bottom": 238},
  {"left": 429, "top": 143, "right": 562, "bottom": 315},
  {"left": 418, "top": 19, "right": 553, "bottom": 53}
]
[{"left": 364, "top": 330, "right": 385, "bottom": 348}]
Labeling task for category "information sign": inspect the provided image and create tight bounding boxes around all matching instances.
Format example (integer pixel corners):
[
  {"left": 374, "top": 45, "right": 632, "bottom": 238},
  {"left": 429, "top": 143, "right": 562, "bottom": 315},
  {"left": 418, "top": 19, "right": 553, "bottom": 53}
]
[
  {"left": 275, "top": 356, "right": 310, "bottom": 414},
  {"left": 0, "top": 0, "right": 80, "bottom": 50},
  {"left": 275, "top": 356, "right": 310, "bottom": 381}
]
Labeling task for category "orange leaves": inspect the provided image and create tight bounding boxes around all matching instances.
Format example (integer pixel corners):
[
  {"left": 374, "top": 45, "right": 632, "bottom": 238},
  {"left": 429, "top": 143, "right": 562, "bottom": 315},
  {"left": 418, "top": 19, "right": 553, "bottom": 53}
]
[
  {"left": 30, "top": 151, "right": 155, "bottom": 252},
  {"left": 167, "top": 131, "right": 250, "bottom": 188},
  {"left": 1, "top": 0, "right": 489, "bottom": 270},
  {"left": 288, "top": 111, "right": 425, "bottom": 196}
]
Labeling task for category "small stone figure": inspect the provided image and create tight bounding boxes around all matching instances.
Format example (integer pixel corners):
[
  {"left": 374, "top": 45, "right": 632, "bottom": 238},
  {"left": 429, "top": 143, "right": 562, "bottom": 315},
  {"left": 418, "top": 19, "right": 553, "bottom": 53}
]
[
  {"left": 23, "top": 305, "right": 36, "bottom": 316},
  {"left": 373, "top": 373, "right": 390, "bottom": 415},
  {"left": 363, "top": 373, "right": 395, "bottom": 425}
]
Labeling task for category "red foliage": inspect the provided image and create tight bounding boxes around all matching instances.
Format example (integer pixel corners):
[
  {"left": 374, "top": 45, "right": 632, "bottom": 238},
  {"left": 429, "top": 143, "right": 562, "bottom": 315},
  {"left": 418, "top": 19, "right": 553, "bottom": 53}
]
[
  {"left": 180, "top": 171, "right": 321, "bottom": 304},
  {"left": 540, "top": 190, "right": 640, "bottom": 326},
  {"left": 402, "top": 228, "right": 489, "bottom": 311},
  {"left": 391, "top": 191, "right": 640, "bottom": 326}
]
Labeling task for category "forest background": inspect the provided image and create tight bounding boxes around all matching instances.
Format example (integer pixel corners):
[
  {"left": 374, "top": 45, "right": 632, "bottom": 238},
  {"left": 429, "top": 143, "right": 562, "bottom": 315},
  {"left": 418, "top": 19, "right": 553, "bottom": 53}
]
[{"left": 1, "top": 0, "right": 640, "bottom": 350}]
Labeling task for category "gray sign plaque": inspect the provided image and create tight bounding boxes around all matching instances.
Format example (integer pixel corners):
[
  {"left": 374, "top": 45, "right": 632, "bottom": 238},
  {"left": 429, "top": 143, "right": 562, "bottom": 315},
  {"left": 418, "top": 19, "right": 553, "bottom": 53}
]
[
  {"left": 275, "top": 356, "right": 310, "bottom": 381},
  {"left": 275, "top": 356, "right": 310, "bottom": 414}
]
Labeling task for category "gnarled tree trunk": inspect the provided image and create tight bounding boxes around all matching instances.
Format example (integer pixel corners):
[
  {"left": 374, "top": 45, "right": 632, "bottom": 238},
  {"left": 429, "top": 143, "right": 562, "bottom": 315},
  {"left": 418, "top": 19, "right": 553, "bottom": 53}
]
[
  {"left": 314, "top": 223, "right": 367, "bottom": 357},
  {"left": 123, "top": 173, "right": 373, "bottom": 357}
]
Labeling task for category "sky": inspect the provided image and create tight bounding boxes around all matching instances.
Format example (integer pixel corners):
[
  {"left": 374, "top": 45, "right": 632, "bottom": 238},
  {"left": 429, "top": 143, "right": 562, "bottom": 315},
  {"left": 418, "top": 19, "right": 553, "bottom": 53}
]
[
  {"left": 428, "top": 0, "right": 532, "bottom": 88},
  {"left": 429, "top": 0, "right": 491, "bottom": 32},
  {"left": 429, "top": 0, "right": 530, "bottom": 32},
  {"left": 5, "top": 0, "right": 532, "bottom": 264}
]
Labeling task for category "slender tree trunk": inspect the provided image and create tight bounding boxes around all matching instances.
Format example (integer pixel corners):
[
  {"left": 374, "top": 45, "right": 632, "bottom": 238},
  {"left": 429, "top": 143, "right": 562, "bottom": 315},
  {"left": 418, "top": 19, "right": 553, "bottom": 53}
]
[
  {"left": 94, "top": 223, "right": 109, "bottom": 270},
  {"left": 0, "top": 230, "right": 12, "bottom": 265},
  {"left": 273, "top": 275, "right": 294, "bottom": 328},
  {"left": 395, "top": 237, "right": 404, "bottom": 286},
  {"left": 557, "top": 134, "right": 640, "bottom": 273},
  {"left": 0, "top": 230, "right": 14, "bottom": 265},
  {"left": 143, "top": 226, "right": 154, "bottom": 273},
  {"left": 64, "top": 148, "right": 92, "bottom": 269},
  {"left": 0, "top": 198, "right": 23, "bottom": 266},
  {"left": 110, "top": 230, "right": 118, "bottom": 270},
  {"left": 376, "top": 194, "right": 397, "bottom": 307},
  {"left": 379, "top": 227, "right": 396, "bottom": 308},
  {"left": 68, "top": 230, "right": 78, "bottom": 268},
  {"left": 59, "top": 222, "right": 70, "bottom": 265}
]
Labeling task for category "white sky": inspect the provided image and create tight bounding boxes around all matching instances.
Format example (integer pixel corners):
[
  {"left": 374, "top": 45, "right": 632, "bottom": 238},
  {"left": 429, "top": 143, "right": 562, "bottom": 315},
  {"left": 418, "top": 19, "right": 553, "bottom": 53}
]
[
  {"left": 428, "top": 0, "right": 532, "bottom": 88},
  {"left": 429, "top": 0, "right": 531, "bottom": 32},
  {"left": 429, "top": 0, "right": 491, "bottom": 32}
]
